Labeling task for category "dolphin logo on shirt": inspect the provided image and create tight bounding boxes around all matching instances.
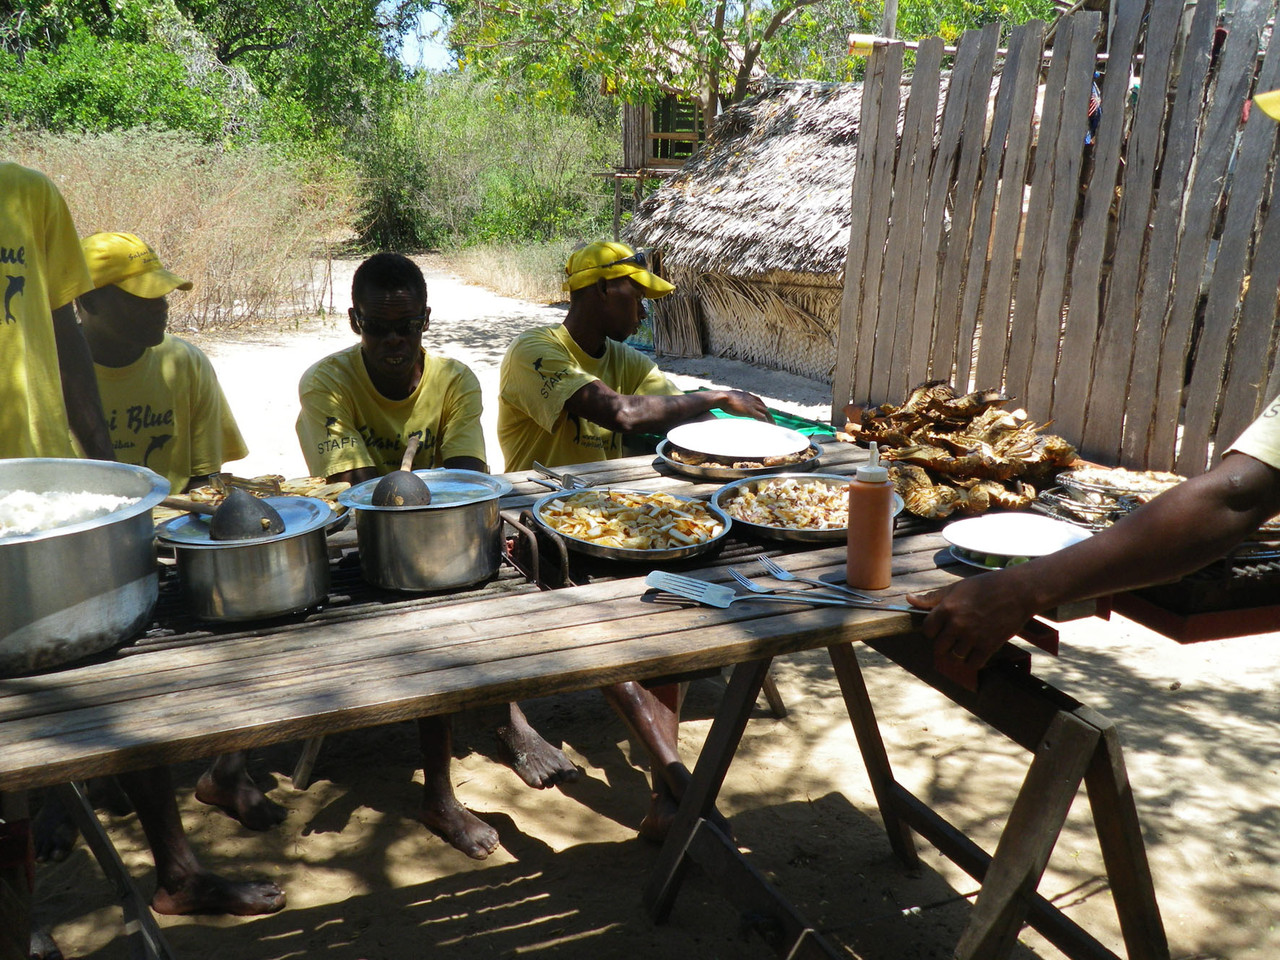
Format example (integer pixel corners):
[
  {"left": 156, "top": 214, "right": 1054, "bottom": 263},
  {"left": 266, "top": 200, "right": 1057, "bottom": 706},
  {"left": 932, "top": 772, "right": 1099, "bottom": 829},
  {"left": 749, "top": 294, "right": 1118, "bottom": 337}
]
[
  {"left": 3, "top": 275, "right": 24, "bottom": 323},
  {"left": 142, "top": 434, "right": 173, "bottom": 467}
]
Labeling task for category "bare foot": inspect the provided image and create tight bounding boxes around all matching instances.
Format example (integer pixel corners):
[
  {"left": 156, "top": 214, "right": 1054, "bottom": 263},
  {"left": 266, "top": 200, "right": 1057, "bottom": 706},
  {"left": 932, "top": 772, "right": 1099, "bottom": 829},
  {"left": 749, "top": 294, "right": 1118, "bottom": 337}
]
[
  {"left": 28, "top": 927, "right": 64, "bottom": 960},
  {"left": 416, "top": 798, "right": 500, "bottom": 860},
  {"left": 494, "top": 717, "right": 579, "bottom": 789},
  {"left": 150, "top": 872, "right": 286, "bottom": 916},
  {"left": 195, "top": 770, "right": 287, "bottom": 831},
  {"left": 637, "top": 791, "right": 734, "bottom": 844},
  {"left": 33, "top": 795, "right": 78, "bottom": 863}
]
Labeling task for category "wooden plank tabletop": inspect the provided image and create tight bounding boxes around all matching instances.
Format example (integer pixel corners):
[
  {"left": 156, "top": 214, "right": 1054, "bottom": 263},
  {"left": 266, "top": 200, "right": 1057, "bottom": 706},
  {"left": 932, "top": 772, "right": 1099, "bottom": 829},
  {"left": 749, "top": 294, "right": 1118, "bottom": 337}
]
[{"left": 0, "top": 442, "right": 951, "bottom": 793}]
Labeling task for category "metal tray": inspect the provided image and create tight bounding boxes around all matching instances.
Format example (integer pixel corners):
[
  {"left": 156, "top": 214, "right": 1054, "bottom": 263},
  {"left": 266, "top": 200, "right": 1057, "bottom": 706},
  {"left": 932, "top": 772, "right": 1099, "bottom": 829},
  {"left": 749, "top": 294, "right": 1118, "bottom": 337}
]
[
  {"left": 530, "top": 488, "right": 731, "bottom": 562},
  {"left": 655, "top": 438, "right": 824, "bottom": 482},
  {"left": 712, "top": 472, "right": 903, "bottom": 543}
]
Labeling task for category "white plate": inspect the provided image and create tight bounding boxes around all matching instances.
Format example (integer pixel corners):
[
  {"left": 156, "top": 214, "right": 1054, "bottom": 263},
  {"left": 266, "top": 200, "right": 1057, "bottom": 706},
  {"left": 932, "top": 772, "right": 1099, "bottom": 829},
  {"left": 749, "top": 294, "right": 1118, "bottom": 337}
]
[
  {"left": 943, "top": 512, "right": 1091, "bottom": 565},
  {"left": 666, "top": 419, "right": 811, "bottom": 459}
]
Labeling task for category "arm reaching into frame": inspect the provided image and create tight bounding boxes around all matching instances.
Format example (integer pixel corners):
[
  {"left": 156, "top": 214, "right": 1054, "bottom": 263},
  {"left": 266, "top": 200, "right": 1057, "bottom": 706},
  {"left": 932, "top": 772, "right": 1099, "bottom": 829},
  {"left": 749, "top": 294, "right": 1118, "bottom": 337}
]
[{"left": 907, "top": 452, "right": 1280, "bottom": 668}]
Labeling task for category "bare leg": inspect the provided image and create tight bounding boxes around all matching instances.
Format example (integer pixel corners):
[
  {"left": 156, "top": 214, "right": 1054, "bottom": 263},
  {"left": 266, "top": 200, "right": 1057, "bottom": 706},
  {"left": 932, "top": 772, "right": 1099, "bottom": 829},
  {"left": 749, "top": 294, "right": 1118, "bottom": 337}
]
[
  {"left": 117, "top": 767, "right": 285, "bottom": 916},
  {"left": 195, "top": 752, "right": 286, "bottom": 831},
  {"left": 493, "top": 702, "right": 579, "bottom": 789},
  {"left": 599, "top": 681, "right": 732, "bottom": 842},
  {"left": 414, "top": 715, "right": 500, "bottom": 860}
]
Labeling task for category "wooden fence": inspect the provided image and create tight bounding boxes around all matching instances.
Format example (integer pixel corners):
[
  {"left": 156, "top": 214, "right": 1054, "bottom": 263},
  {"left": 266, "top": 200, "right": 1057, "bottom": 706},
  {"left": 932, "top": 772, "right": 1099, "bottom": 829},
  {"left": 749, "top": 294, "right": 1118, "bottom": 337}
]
[{"left": 830, "top": 0, "right": 1280, "bottom": 473}]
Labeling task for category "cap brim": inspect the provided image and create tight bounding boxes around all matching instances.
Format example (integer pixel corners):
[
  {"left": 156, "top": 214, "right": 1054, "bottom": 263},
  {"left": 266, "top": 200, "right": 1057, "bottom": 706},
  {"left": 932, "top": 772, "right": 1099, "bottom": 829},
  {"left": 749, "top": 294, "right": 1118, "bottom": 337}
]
[
  {"left": 627, "top": 268, "right": 675, "bottom": 298},
  {"left": 115, "top": 268, "right": 193, "bottom": 298}
]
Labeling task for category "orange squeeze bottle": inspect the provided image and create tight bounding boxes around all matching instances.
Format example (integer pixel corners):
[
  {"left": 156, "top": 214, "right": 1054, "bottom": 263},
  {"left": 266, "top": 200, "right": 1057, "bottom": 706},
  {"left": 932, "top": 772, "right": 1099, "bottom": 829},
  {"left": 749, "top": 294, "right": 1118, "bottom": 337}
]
[{"left": 846, "top": 441, "right": 893, "bottom": 590}]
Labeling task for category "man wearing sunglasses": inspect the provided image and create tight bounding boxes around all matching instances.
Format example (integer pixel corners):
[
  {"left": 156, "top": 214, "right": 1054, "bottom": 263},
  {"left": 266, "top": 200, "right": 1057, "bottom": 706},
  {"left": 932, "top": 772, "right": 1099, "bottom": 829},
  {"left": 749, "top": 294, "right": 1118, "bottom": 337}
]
[
  {"left": 497, "top": 240, "right": 771, "bottom": 842},
  {"left": 295, "top": 253, "right": 578, "bottom": 861}
]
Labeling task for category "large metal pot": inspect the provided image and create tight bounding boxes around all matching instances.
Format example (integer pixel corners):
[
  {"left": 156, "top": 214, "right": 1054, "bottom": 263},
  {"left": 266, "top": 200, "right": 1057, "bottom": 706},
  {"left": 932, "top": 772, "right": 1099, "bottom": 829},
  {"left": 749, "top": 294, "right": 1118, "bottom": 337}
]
[
  {"left": 0, "top": 458, "right": 169, "bottom": 676},
  {"left": 339, "top": 469, "right": 513, "bottom": 592},
  {"left": 157, "top": 496, "right": 336, "bottom": 621}
]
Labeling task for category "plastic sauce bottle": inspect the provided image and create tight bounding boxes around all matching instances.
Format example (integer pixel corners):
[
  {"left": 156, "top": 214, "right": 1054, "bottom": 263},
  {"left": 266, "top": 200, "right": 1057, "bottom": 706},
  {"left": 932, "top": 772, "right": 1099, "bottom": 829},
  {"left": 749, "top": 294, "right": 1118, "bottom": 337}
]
[{"left": 846, "top": 441, "right": 894, "bottom": 590}]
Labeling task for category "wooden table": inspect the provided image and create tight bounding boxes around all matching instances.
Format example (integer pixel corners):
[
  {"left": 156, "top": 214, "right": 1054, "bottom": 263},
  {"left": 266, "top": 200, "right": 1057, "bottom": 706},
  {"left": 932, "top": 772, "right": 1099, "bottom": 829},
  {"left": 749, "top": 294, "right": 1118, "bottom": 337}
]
[{"left": 0, "top": 445, "right": 1169, "bottom": 960}]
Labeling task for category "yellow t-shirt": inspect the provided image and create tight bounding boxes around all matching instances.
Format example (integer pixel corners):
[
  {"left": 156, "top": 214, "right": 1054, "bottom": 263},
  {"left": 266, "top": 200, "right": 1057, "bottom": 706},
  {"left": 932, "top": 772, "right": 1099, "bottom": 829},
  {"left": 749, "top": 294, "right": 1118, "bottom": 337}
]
[
  {"left": 296, "top": 344, "right": 486, "bottom": 478},
  {"left": 1227, "top": 393, "right": 1280, "bottom": 471},
  {"left": 94, "top": 334, "right": 248, "bottom": 492},
  {"left": 497, "top": 324, "right": 681, "bottom": 472},
  {"left": 0, "top": 163, "right": 94, "bottom": 458}
]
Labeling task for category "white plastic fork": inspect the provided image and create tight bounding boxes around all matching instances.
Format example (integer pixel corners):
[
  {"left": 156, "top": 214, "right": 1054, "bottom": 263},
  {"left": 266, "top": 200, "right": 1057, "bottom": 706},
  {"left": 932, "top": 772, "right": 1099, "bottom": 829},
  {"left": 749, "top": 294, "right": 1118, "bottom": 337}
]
[{"left": 757, "top": 553, "right": 882, "bottom": 602}]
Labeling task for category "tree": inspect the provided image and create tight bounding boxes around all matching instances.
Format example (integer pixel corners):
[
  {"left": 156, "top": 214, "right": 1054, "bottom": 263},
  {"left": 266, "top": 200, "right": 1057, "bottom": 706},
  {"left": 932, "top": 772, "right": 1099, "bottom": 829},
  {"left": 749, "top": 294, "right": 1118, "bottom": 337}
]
[{"left": 440, "top": 0, "right": 868, "bottom": 132}]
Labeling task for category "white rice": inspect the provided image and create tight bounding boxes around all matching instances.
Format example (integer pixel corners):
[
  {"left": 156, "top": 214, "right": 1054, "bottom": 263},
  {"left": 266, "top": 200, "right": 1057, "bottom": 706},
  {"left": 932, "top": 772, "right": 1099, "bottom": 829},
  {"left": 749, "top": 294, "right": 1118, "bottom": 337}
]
[{"left": 0, "top": 489, "right": 139, "bottom": 538}]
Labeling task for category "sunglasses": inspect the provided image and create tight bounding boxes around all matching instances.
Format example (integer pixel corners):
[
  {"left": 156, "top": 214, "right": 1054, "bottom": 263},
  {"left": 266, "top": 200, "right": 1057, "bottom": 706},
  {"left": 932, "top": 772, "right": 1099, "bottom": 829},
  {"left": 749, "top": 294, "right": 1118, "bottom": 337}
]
[
  {"left": 353, "top": 312, "right": 427, "bottom": 338},
  {"left": 571, "top": 249, "right": 651, "bottom": 275}
]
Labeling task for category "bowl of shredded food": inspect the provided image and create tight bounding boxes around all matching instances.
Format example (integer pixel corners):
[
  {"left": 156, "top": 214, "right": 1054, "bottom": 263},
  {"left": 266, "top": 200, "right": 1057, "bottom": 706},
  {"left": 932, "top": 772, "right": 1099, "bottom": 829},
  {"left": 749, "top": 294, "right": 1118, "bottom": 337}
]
[
  {"left": 532, "top": 488, "right": 730, "bottom": 561},
  {"left": 713, "top": 473, "right": 904, "bottom": 542}
]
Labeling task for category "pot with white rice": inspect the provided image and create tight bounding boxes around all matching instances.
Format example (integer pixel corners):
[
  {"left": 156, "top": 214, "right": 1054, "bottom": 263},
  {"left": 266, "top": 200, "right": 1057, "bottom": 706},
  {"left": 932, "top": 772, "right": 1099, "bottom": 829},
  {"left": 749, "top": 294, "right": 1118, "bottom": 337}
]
[{"left": 0, "top": 458, "right": 169, "bottom": 675}]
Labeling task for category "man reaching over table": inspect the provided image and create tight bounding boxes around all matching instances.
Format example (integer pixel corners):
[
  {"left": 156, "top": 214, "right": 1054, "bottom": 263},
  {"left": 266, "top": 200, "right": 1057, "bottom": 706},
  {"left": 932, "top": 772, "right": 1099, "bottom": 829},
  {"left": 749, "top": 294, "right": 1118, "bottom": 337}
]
[
  {"left": 907, "top": 91, "right": 1280, "bottom": 671},
  {"left": 296, "top": 252, "right": 578, "bottom": 860},
  {"left": 497, "top": 240, "right": 771, "bottom": 839},
  {"left": 908, "top": 395, "right": 1280, "bottom": 668}
]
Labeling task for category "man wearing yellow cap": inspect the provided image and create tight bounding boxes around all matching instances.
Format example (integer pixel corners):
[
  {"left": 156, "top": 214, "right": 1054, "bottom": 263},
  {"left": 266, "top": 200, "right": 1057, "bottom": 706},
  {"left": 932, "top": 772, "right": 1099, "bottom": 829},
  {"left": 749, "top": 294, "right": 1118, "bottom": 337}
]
[
  {"left": 77, "top": 232, "right": 247, "bottom": 493},
  {"left": 907, "top": 95, "right": 1280, "bottom": 668},
  {"left": 497, "top": 240, "right": 771, "bottom": 472},
  {"left": 498, "top": 240, "right": 770, "bottom": 842},
  {"left": 0, "top": 163, "right": 113, "bottom": 462}
]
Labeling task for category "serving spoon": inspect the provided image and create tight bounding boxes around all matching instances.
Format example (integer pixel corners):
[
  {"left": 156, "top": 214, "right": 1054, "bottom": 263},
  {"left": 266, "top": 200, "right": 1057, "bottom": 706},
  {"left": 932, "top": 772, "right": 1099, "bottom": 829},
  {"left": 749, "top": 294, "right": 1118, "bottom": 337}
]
[
  {"left": 161, "top": 486, "right": 286, "bottom": 540},
  {"left": 371, "top": 435, "right": 432, "bottom": 506}
]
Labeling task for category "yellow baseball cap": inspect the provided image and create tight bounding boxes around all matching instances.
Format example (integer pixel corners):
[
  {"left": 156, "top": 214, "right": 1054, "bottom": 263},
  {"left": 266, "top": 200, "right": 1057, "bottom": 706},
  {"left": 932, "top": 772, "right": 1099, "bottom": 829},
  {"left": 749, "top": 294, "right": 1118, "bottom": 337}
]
[
  {"left": 81, "top": 232, "right": 193, "bottom": 298},
  {"left": 1254, "top": 89, "right": 1280, "bottom": 120},
  {"left": 563, "top": 241, "right": 676, "bottom": 297}
]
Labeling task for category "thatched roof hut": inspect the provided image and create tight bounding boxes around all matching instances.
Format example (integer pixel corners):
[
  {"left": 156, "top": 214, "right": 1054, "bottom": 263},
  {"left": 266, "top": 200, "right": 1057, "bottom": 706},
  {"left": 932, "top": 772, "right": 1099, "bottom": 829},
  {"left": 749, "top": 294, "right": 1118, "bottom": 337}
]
[{"left": 626, "top": 79, "right": 867, "bottom": 381}]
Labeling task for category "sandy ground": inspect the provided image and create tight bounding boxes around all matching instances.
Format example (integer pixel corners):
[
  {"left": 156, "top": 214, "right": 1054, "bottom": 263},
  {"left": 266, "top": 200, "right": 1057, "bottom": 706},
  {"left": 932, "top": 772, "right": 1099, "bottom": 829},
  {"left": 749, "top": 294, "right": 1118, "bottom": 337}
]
[{"left": 34, "top": 258, "right": 1280, "bottom": 959}]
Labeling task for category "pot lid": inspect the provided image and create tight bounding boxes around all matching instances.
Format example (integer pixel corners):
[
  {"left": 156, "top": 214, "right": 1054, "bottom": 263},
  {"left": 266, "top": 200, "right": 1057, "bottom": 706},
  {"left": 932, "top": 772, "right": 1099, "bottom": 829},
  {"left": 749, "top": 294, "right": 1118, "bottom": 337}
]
[
  {"left": 338, "top": 469, "right": 513, "bottom": 512},
  {"left": 157, "top": 495, "right": 335, "bottom": 547}
]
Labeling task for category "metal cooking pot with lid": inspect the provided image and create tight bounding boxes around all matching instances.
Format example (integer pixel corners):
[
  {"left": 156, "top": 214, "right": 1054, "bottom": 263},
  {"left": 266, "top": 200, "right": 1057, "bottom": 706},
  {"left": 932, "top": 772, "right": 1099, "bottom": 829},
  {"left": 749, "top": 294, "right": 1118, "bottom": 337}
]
[
  {"left": 0, "top": 458, "right": 169, "bottom": 676},
  {"left": 157, "top": 496, "right": 337, "bottom": 621},
  {"left": 339, "top": 469, "right": 513, "bottom": 592}
]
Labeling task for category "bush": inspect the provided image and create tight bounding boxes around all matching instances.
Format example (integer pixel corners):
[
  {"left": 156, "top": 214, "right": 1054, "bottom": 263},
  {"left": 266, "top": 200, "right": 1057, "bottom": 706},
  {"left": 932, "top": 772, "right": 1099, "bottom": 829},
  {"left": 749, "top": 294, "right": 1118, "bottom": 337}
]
[
  {"left": 352, "top": 73, "right": 618, "bottom": 249},
  {"left": 0, "top": 27, "right": 235, "bottom": 140},
  {"left": 4, "top": 128, "right": 359, "bottom": 330}
]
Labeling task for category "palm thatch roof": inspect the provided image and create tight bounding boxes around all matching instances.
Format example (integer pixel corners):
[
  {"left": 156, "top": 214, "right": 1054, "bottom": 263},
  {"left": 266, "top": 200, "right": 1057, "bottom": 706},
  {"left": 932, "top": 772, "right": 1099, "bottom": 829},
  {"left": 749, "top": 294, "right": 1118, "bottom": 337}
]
[{"left": 628, "top": 79, "right": 865, "bottom": 279}]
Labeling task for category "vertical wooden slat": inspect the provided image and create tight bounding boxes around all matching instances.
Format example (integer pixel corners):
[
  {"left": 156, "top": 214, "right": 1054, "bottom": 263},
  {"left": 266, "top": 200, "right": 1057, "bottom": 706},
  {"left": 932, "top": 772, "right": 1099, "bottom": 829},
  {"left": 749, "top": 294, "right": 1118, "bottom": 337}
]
[
  {"left": 1005, "top": 15, "right": 1084, "bottom": 406},
  {"left": 1216, "top": 150, "right": 1280, "bottom": 449},
  {"left": 1179, "top": 11, "right": 1280, "bottom": 474},
  {"left": 1152, "top": 0, "right": 1271, "bottom": 469},
  {"left": 974, "top": 21, "right": 1047, "bottom": 390},
  {"left": 1120, "top": 0, "right": 1217, "bottom": 468},
  {"left": 1024, "top": 12, "right": 1099, "bottom": 420},
  {"left": 1082, "top": 0, "right": 1183, "bottom": 462},
  {"left": 931, "top": 23, "right": 1001, "bottom": 389},
  {"left": 862, "top": 45, "right": 907, "bottom": 405},
  {"left": 883, "top": 39, "right": 945, "bottom": 396},
  {"left": 904, "top": 29, "right": 986, "bottom": 399},
  {"left": 831, "top": 53, "right": 892, "bottom": 416},
  {"left": 958, "top": 26, "right": 1033, "bottom": 391},
  {"left": 1052, "top": 0, "right": 1147, "bottom": 449}
]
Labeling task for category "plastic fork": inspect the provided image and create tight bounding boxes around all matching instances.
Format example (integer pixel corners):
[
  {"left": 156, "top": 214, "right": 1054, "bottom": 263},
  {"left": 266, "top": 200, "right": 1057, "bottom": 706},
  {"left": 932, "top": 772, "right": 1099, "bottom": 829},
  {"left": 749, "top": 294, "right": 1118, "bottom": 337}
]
[
  {"left": 756, "top": 553, "right": 881, "bottom": 602},
  {"left": 726, "top": 569, "right": 919, "bottom": 611},
  {"left": 645, "top": 571, "right": 918, "bottom": 612}
]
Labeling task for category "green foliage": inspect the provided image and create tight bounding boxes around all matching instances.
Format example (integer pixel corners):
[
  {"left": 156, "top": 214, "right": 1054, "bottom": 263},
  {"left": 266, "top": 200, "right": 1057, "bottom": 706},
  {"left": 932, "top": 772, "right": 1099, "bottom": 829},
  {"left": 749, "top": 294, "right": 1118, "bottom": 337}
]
[
  {"left": 896, "top": 0, "right": 1059, "bottom": 43},
  {"left": 0, "top": 27, "right": 232, "bottom": 137},
  {"left": 351, "top": 73, "right": 617, "bottom": 249}
]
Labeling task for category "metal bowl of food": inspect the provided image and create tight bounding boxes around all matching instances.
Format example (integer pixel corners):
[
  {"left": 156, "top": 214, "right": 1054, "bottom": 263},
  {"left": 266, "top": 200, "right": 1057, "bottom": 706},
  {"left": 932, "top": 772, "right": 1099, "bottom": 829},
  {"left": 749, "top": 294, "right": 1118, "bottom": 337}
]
[
  {"left": 713, "top": 472, "right": 904, "bottom": 543},
  {"left": 531, "top": 488, "right": 731, "bottom": 562},
  {"left": 157, "top": 496, "right": 338, "bottom": 621},
  {"left": 656, "top": 438, "right": 824, "bottom": 481},
  {"left": 339, "top": 469, "right": 514, "bottom": 592},
  {"left": 0, "top": 458, "right": 169, "bottom": 675}
]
